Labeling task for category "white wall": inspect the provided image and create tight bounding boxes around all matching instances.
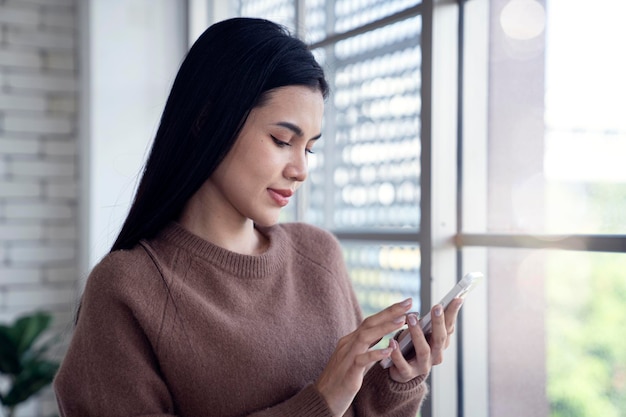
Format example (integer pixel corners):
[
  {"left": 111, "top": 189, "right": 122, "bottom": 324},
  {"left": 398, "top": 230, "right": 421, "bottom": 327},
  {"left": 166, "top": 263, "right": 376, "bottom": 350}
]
[
  {"left": 85, "top": 0, "right": 186, "bottom": 269},
  {"left": 0, "top": 1, "right": 186, "bottom": 415},
  {"left": 0, "top": 0, "right": 79, "bottom": 415},
  {"left": 0, "top": 0, "right": 79, "bottom": 318}
]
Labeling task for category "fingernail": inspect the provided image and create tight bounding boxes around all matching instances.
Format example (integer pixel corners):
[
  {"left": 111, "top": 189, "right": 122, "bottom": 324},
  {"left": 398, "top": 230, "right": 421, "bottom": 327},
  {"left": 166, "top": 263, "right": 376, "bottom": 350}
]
[
  {"left": 389, "top": 338, "right": 397, "bottom": 350},
  {"left": 393, "top": 315, "right": 406, "bottom": 324},
  {"left": 408, "top": 313, "right": 418, "bottom": 327},
  {"left": 400, "top": 298, "right": 412, "bottom": 307},
  {"left": 434, "top": 305, "right": 443, "bottom": 317}
]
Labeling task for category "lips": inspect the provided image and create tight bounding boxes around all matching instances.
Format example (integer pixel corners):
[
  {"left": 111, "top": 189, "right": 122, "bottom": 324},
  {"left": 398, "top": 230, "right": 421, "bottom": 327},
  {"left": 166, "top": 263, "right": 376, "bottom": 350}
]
[{"left": 267, "top": 188, "right": 294, "bottom": 207}]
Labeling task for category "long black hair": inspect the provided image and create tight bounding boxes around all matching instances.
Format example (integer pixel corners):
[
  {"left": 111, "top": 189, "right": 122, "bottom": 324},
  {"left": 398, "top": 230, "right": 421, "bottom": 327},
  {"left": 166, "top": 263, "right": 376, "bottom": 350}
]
[{"left": 111, "top": 18, "right": 329, "bottom": 252}]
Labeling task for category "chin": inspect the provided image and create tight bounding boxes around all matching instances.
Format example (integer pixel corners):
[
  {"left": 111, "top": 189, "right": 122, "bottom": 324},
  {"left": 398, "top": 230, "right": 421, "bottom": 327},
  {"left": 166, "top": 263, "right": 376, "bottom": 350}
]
[{"left": 251, "top": 213, "right": 281, "bottom": 228}]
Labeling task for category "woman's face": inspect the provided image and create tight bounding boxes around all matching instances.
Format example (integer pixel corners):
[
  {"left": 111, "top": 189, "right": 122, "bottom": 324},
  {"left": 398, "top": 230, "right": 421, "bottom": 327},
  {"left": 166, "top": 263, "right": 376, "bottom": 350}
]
[{"left": 206, "top": 85, "right": 324, "bottom": 227}]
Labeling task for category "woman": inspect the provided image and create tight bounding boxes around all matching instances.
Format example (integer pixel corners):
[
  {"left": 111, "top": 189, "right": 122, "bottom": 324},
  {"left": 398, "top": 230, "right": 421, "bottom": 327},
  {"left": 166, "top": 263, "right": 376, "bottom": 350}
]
[{"left": 54, "top": 17, "right": 463, "bottom": 417}]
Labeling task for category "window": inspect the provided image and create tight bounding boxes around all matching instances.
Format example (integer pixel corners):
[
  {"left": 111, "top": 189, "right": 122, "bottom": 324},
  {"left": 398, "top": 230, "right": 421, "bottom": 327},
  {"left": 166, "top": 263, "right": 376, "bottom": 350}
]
[
  {"left": 461, "top": 1, "right": 626, "bottom": 417},
  {"left": 200, "top": 1, "right": 626, "bottom": 416}
]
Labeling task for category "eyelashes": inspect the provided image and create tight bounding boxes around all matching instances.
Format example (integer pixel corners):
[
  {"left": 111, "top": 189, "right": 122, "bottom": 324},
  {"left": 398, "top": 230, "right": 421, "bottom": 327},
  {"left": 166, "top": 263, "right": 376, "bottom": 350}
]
[
  {"left": 270, "top": 135, "right": 289, "bottom": 147},
  {"left": 271, "top": 135, "right": 315, "bottom": 154}
]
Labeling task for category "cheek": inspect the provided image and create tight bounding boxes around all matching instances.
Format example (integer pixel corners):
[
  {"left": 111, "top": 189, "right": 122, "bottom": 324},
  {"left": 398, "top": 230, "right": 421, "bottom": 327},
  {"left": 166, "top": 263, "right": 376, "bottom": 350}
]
[
  {"left": 225, "top": 136, "right": 285, "bottom": 184},
  {"left": 227, "top": 141, "right": 262, "bottom": 174},
  {"left": 248, "top": 141, "right": 283, "bottom": 173}
]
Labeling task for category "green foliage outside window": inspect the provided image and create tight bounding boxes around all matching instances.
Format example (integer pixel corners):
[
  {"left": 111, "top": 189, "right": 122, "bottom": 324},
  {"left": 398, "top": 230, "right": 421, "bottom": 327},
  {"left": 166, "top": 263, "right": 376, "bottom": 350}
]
[{"left": 547, "top": 251, "right": 626, "bottom": 417}]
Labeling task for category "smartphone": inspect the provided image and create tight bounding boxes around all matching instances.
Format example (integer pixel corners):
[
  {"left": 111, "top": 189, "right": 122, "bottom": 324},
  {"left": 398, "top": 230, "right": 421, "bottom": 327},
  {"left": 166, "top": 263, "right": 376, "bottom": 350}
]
[{"left": 379, "top": 271, "right": 484, "bottom": 369}]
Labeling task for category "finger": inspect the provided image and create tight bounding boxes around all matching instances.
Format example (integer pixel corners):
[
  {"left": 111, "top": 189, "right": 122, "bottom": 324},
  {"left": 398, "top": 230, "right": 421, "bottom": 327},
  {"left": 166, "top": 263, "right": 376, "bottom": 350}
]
[
  {"left": 355, "top": 315, "right": 407, "bottom": 351},
  {"left": 360, "top": 298, "right": 413, "bottom": 330},
  {"left": 444, "top": 297, "right": 464, "bottom": 335},
  {"left": 428, "top": 304, "right": 446, "bottom": 365},
  {"left": 368, "top": 337, "right": 383, "bottom": 349},
  {"left": 354, "top": 299, "right": 413, "bottom": 349},
  {"left": 387, "top": 339, "right": 418, "bottom": 383},
  {"left": 354, "top": 345, "right": 394, "bottom": 368},
  {"left": 405, "top": 313, "right": 431, "bottom": 375},
  {"left": 389, "top": 314, "right": 435, "bottom": 383}
]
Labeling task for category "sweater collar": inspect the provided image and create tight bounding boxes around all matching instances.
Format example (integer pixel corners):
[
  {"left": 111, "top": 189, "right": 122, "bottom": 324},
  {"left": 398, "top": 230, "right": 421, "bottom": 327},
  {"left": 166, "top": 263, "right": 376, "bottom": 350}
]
[{"left": 155, "top": 222, "right": 289, "bottom": 278}]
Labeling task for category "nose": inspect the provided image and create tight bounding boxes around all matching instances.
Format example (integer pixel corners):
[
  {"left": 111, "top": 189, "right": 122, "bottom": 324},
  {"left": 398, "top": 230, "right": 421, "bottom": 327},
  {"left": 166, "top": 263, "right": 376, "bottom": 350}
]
[{"left": 284, "top": 151, "right": 308, "bottom": 182}]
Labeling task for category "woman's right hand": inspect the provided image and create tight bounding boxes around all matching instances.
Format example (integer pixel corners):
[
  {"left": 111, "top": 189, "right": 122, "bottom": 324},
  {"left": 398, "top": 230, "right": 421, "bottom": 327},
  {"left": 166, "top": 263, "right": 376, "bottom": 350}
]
[{"left": 314, "top": 298, "right": 413, "bottom": 416}]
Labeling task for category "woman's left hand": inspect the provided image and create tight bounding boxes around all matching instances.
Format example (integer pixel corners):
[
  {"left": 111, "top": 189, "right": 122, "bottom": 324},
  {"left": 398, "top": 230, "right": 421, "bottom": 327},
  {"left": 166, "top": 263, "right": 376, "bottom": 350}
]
[{"left": 387, "top": 297, "right": 464, "bottom": 383}]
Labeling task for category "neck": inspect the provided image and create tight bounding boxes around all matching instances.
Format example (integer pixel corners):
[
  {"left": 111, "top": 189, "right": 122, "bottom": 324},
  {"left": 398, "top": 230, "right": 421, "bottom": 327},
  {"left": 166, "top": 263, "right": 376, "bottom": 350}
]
[
  {"left": 178, "top": 197, "right": 269, "bottom": 256},
  {"left": 179, "top": 213, "right": 269, "bottom": 256}
]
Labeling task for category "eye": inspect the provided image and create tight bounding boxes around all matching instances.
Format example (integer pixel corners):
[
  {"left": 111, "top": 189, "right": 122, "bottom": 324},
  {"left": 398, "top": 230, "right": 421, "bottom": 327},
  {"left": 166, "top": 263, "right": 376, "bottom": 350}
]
[
  {"left": 270, "top": 135, "right": 290, "bottom": 148},
  {"left": 305, "top": 148, "right": 315, "bottom": 155}
]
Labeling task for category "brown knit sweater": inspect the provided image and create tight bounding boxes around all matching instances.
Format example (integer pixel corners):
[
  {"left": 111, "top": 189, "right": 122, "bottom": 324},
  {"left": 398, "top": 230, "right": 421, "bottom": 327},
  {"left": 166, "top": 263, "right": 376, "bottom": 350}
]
[{"left": 54, "top": 222, "right": 427, "bottom": 416}]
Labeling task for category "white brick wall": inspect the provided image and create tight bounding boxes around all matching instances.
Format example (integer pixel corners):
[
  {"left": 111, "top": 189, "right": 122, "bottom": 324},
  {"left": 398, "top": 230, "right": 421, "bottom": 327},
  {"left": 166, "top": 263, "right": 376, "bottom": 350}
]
[{"left": 0, "top": 1, "right": 79, "bottom": 416}]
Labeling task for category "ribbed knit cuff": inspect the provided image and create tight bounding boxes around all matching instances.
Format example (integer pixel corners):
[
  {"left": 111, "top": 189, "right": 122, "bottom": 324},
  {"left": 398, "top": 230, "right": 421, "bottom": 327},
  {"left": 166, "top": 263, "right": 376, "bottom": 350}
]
[{"left": 365, "top": 364, "right": 429, "bottom": 404}]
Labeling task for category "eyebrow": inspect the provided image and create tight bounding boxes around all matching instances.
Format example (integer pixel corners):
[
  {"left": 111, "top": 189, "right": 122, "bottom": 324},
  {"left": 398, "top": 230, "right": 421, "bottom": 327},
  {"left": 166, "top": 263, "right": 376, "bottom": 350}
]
[{"left": 275, "top": 121, "right": 322, "bottom": 141}]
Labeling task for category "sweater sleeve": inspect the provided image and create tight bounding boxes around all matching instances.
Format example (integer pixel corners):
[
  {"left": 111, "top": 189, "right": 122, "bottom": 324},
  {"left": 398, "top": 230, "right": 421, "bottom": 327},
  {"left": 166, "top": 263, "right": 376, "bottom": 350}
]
[
  {"left": 53, "top": 254, "right": 177, "bottom": 417},
  {"left": 353, "top": 365, "right": 428, "bottom": 416}
]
